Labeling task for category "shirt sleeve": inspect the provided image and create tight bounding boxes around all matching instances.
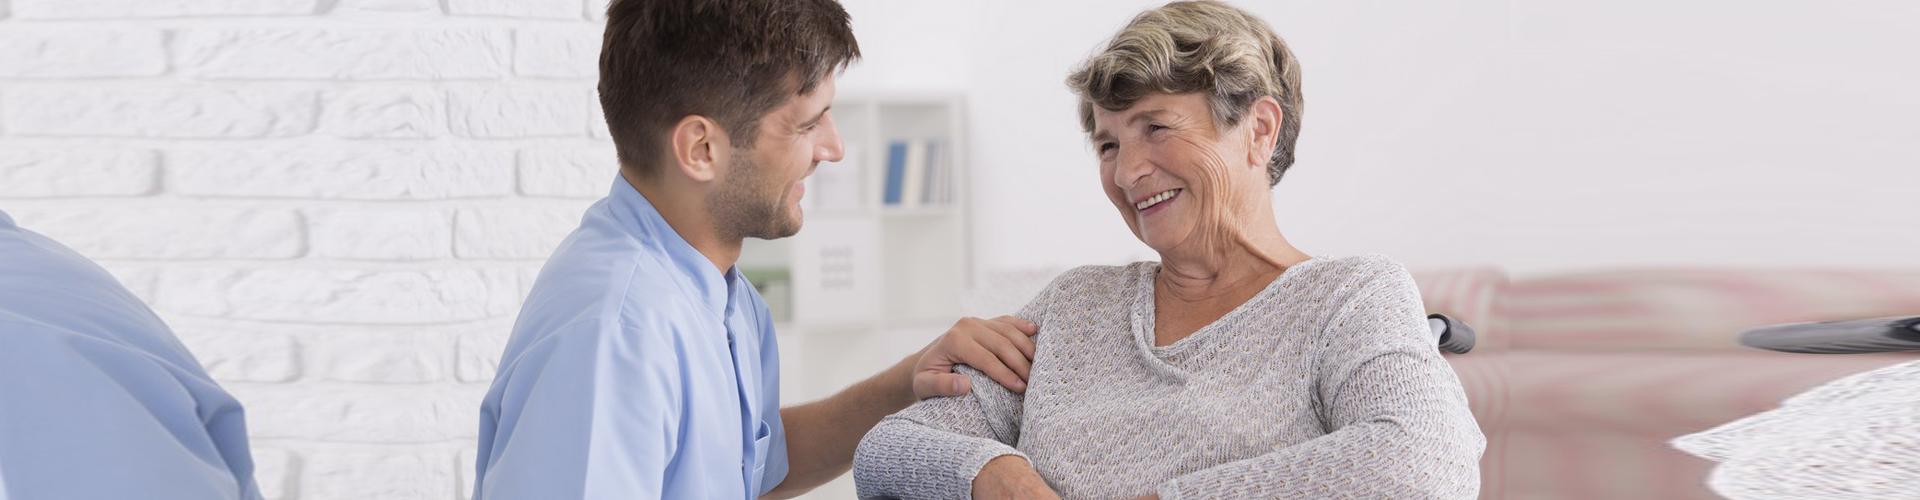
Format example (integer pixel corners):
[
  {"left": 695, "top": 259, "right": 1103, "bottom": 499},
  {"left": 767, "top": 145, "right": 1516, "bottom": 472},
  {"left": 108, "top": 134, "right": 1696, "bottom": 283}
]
[
  {"left": 473, "top": 314, "right": 686, "bottom": 500},
  {"left": 0, "top": 320, "right": 257, "bottom": 500},
  {"left": 850, "top": 269, "right": 1076, "bottom": 500},
  {"left": 1156, "top": 261, "right": 1486, "bottom": 500}
]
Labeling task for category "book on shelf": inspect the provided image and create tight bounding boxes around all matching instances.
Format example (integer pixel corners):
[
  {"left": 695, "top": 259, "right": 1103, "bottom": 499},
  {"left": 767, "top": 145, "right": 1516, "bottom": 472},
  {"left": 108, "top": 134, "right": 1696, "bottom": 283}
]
[
  {"left": 882, "top": 138, "right": 948, "bottom": 209},
  {"left": 900, "top": 140, "right": 927, "bottom": 208},
  {"left": 923, "top": 140, "right": 945, "bottom": 205},
  {"left": 883, "top": 141, "right": 906, "bottom": 206}
]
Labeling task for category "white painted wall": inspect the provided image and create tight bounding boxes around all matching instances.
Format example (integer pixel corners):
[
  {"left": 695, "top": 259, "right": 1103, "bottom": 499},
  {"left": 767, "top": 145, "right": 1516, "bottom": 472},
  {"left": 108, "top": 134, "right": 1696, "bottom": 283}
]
[
  {"left": 2, "top": 1, "right": 1916, "bottom": 499},
  {"left": 843, "top": 0, "right": 1920, "bottom": 276}
]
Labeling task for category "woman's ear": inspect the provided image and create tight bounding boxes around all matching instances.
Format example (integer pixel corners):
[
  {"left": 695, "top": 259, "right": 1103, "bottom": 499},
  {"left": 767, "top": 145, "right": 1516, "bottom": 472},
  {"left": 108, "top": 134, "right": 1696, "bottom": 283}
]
[
  {"left": 669, "top": 115, "right": 725, "bottom": 183},
  {"left": 1244, "top": 96, "right": 1283, "bottom": 168}
]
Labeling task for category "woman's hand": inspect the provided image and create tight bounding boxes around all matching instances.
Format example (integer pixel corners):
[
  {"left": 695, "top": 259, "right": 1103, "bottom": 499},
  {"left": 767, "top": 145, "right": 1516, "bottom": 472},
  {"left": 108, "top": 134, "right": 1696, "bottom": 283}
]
[
  {"left": 910, "top": 315, "right": 1039, "bottom": 399},
  {"left": 972, "top": 455, "right": 1058, "bottom": 500}
]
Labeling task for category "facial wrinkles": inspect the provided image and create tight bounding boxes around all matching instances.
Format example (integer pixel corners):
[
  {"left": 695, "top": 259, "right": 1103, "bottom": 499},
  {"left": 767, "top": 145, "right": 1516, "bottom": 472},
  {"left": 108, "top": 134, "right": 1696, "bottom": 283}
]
[{"left": 1167, "top": 129, "right": 1284, "bottom": 282}]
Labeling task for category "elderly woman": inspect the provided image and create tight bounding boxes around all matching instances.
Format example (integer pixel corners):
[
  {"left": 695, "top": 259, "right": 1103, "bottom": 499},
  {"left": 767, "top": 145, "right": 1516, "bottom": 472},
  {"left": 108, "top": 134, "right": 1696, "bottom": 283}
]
[{"left": 850, "top": 2, "right": 1483, "bottom": 499}]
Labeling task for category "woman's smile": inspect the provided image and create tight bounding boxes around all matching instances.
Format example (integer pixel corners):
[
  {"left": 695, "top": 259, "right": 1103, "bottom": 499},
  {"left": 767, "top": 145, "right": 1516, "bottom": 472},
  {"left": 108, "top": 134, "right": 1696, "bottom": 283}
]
[{"left": 1134, "top": 188, "right": 1183, "bottom": 216}]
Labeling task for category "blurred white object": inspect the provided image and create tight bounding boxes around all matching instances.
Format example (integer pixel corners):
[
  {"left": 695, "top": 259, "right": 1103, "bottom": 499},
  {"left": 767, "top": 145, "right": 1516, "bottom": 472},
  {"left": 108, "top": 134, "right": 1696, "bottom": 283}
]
[
  {"left": 1672, "top": 360, "right": 1920, "bottom": 499},
  {"left": 960, "top": 267, "right": 1063, "bottom": 318},
  {"left": 804, "top": 144, "right": 863, "bottom": 213}
]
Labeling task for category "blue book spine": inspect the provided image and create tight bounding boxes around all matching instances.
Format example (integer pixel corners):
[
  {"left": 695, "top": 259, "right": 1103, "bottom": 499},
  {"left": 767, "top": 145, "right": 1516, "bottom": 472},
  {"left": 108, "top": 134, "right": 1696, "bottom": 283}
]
[{"left": 884, "top": 140, "right": 907, "bottom": 206}]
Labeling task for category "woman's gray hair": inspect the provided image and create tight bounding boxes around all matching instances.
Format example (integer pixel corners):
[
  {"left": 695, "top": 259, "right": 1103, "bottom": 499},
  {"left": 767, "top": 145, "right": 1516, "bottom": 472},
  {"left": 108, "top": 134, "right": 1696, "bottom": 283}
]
[{"left": 1067, "top": 0, "right": 1304, "bottom": 186}]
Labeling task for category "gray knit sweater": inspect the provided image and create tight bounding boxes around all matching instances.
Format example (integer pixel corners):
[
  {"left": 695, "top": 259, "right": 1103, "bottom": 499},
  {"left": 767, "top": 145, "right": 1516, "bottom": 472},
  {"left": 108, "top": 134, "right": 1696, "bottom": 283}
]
[{"left": 853, "top": 255, "right": 1484, "bottom": 499}]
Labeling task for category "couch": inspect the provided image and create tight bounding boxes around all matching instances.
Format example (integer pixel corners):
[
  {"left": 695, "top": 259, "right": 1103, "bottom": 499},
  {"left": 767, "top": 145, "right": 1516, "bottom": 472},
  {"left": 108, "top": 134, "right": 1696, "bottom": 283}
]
[{"left": 1416, "top": 267, "right": 1920, "bottom": 500}]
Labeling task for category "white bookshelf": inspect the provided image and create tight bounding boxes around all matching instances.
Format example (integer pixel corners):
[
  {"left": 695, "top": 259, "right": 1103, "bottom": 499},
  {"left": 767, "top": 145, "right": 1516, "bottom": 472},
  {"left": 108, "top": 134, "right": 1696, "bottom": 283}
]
[{"left": 739, "top": 92, "right": 972, "bottom": 333}]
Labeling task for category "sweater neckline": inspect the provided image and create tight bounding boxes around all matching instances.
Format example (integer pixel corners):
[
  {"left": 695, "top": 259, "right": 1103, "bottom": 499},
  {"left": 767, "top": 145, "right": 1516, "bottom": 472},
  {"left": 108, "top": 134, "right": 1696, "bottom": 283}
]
[{"left": 1133, "top": 257, "right": 1320, "bottom": 362}]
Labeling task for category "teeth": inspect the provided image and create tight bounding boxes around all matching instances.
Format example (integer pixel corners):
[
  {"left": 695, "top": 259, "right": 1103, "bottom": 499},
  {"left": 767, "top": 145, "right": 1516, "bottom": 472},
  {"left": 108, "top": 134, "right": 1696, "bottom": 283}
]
[{"left": 1134, "top": 189, "right": 1179, "bottom": 210}]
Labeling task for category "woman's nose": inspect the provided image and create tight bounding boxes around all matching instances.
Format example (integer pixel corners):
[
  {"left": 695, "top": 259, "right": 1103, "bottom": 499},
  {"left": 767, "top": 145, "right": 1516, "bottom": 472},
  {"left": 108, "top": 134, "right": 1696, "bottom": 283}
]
[{"left": 1113, "top": 143, "right": 1152, "bottom": 187}]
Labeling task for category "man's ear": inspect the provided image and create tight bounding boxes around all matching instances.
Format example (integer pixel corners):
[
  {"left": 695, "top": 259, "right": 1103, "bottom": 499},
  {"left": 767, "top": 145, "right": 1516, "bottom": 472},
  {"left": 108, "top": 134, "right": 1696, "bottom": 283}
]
[
  {"left": 1244, "top": 96, "right": 1283, "bottom": 169},
  {"left": 669, "top": 115, "right": 728, "bottom": 183}
]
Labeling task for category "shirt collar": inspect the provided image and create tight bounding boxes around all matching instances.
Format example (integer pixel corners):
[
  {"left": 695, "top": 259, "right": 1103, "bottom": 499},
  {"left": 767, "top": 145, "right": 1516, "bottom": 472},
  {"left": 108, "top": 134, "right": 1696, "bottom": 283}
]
[
  {"left": 604, "top": 178, "right": 739, "bottom": 316},
  {"left": 0, "top": 210, "right": 13, "bottom": 228}
]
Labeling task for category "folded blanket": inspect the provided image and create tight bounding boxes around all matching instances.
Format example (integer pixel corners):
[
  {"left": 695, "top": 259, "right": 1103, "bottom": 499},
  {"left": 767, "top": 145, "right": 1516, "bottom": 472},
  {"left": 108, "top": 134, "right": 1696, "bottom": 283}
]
[{"left": 1672, "top": 360, "right": 1920, "bottom": 499}]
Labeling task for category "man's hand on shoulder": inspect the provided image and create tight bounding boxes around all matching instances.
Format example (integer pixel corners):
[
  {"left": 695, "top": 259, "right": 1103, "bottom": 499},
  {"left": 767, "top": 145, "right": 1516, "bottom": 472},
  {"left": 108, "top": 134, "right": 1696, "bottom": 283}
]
[{"left": 911, "top": 315, "right": 1039, "bottom": 399}]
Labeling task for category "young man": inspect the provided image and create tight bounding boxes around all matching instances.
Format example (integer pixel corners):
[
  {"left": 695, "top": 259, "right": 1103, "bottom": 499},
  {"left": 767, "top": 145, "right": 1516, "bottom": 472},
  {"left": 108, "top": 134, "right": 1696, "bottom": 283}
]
[
  {"left": 0, "top": 210, "right": 260, "bottom": 500},
  {"left": 472, "top": 1, "right": 1039, "bottom": 498}
]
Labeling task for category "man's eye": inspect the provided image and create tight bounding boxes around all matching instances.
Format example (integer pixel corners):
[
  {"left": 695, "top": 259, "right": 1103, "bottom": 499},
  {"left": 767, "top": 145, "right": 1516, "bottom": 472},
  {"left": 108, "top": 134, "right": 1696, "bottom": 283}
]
[{"left": 1147, "top": 124, "right": 1167, "bottom": 133}]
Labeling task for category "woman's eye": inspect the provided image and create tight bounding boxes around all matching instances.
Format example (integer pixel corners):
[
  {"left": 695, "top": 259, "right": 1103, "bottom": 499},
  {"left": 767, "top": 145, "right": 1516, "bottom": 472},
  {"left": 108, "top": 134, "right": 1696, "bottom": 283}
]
[
  {"left": 1098, "top": 143, "right": 1118, "bottom": 156},
  {"left": 1146, "top": 124, "right": 1167, "bottom": 133}
]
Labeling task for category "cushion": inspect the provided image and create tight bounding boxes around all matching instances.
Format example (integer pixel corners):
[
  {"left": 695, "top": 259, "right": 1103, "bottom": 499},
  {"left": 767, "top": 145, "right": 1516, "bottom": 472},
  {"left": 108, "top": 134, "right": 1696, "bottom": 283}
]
[
  {"left": 1508, "top": 351, "right": 1916, "bottom": 435},
  {"left": 1506, "top": 269, "right": 1920, "bottom": 351}
]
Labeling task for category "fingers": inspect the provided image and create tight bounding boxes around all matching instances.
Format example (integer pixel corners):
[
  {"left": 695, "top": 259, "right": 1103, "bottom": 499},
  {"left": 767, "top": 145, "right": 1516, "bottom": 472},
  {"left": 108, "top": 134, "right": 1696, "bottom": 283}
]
[
  {"left": 961, "top": 336, "right": 1029, "bottom": 393},
  {"left": 984, "top": 315, "right": 1037, "bottom": 360},
  {"left": 913, "top": 371, "right": 972, "bottom": 399},
  {"left": 978, "top": 320, "right": 1034, "bottom": 379},
  {"left": 991, "top": 321, "right": 1036, "bottom": 360},
  {"left": 912, "top": 316, "right": 1040, "bottom": 399},
  {"left": 994, "top": 315, "right": 1038, "bottom": 335}
]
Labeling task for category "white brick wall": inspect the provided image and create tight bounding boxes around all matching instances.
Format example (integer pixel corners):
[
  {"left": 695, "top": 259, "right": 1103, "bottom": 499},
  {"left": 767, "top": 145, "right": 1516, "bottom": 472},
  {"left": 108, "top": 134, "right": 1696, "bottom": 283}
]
[
  {"left": 7, "top": 86, "right": 321, "bottom": 137},
  {"left": 0, "top": 27, "right": 167, "bottom": 77},
  {"left": 10, "top": 0, "right": 319, "bottom": 20},
  {"left": 0, "top": 149, "right": 160, "bottom": 197},
  {"left": 175, "top": 28, "right": 514, "bottom": 80},
  {"left": 0, "top": 2, "right": 613, "bottom": 498}
]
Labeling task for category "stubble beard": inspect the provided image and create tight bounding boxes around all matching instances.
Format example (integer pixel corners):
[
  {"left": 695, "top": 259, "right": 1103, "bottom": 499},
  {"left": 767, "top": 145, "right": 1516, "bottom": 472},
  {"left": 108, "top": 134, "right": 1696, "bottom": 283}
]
[{"left": 709, "top": 151, "right": 802, "bottom": 242}]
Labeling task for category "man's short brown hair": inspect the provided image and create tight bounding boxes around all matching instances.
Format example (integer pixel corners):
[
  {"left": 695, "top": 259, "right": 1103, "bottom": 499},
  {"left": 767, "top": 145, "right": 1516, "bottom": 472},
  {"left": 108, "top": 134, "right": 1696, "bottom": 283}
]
[{"left": 599, "top": 0, "right": 860, "bottom": 173}]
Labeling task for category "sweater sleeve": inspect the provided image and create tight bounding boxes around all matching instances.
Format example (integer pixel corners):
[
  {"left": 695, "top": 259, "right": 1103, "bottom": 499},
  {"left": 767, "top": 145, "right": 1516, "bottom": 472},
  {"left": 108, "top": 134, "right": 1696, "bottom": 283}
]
[
  {"left": 852, "top": 366, "right": 1027, "bottom": 500},
  {"left": 851, "top": 268, "right": 1077, "bottom": 500},
  {"left": 1156, "top": 260, "right": 1486, "bottom": 500}
]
